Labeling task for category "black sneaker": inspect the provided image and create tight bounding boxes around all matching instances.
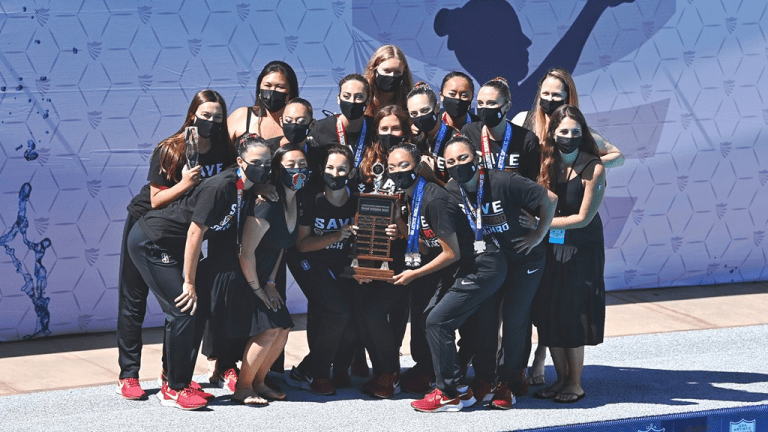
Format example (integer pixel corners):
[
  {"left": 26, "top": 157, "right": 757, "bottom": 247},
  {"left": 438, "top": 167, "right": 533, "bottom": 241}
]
[{"left": 286, "top": 365, "right": 312, "bottom": 391}]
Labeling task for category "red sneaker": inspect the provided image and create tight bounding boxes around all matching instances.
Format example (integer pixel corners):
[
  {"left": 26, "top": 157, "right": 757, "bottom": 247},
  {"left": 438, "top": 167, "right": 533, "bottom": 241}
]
[
  {"left": 189, "top": 379, "right": 215, "bottom": 401},
  {"left": 490, "top": 382, "right": 516, "bottom": 410},
  {"left": 470, "top": 377, "right": 495, "bottom": 405},
  {"left": 310, "top": 377, "right": 336, "bottom": 396},
  {"left": 216, "top": 368, "right": 238, "bottom": 393},
  {"left": 411, "top": 388, "right": 463, "bottom": 413},
  {"left": 368, "top": 373, "right": 400, "bottom": 399},
  {"left": 116, "top": 378, "right": 147, "bottom": 400},
  {"left": 156, "top": 382, "right": 208, "bottom": 410},
  {"left": 399, "top": 367, "right": 434, "bottom": 394},
  {"left": 457, "top": 385, "right": 476, "bottom": 407}
]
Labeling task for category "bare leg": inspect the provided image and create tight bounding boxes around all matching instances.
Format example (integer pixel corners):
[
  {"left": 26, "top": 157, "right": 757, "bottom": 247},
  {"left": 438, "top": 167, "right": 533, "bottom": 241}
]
[
  {"left": 527, "top": 344, "right": 547, "bottom": 385},
  {"left": 535, "top": 347, "right": 568, "bottom": 397},
  {"left": 233, "top": 330, "right": 279, "bottom": 404},
  {"left": 253, "top": 328, "right": 290, "bottom": 400},
  {"left": 555, "top": 346, "right": 585, "bottom": 402}
]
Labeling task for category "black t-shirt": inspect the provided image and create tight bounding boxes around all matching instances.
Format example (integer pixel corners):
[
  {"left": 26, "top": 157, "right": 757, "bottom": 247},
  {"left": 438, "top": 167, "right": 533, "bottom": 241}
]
[
  {"left": 308, "top": 114, "right": 374, "bottom": 172},
  {"left": 445, "top": 169, "right": 547, "bottom": 260},
  {"left": 409, "top": 182, "right": 475, "bottom": 262},
  {"left": 297, "top": 183, "right": 356, "bottom": 269},
  {"left": 137, "top": 168, "right": 240, "bottom": 250},
  {"left": 460, "top": 120, "right": 540, "bottom": 181},
  {"left": 126, "top": 144, "right": 230, "bottom": 219}
]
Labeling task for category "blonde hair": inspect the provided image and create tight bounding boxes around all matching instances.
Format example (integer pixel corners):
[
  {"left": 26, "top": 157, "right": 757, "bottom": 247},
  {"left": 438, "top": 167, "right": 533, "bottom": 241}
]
[
  {"left": 363, "top": 45, "right": 413, "bottom": 117},
  {"left": 525, "top": 68, "right": 579, "bottom": 144}
]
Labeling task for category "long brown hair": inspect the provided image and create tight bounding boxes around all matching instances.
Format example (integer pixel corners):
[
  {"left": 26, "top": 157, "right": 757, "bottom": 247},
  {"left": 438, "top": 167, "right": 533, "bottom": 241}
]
[
  {"left": 359, "top": 105, "right": 411, "bottom": 184},
  {"left": 155, "top": 89, "right": 234, "bottom": 183},
  {"left": 363, "top": 45, "right": 413, "bottom": 116},
  {"left": 538, "top": 105, "right": 600, "bottom": 192},
  {"left": 524, "top": 67, "right": 579, "bottom": 144}
]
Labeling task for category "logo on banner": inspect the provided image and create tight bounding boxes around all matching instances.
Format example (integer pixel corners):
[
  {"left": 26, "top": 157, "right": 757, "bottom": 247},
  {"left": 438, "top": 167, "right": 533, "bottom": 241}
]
[
  {"left": 638, "top": 425, "right": 664, "bottom": 432},
  {"left": 730, "top": 419, "right": 756, "bottom": 432}
]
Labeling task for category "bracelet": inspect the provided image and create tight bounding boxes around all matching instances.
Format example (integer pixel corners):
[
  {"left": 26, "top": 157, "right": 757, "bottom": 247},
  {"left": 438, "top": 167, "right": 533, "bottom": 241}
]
[
  {"left": 247, "top": 280, "right": 262, "bottom": 291},
  {"left": 534, "top": 217, "right": 540, "bottom": 231},
  {"left": 266, "top": 279, "right": 276, "bottom": 286}
]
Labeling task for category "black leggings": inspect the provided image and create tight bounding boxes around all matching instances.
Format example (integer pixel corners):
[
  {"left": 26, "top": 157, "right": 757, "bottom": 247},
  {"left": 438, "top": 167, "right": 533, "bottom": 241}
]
[
  {"left": 116, "top": 214, "right": 152, "bottom": 379},
  {"left": 425, "top": 251, "right": 506, "bottom": 397},
  {"left": 127, "top": 224, "right": 199, "bottom": 390},
  {"left": 357, "top": 281, "right": 409, "bottom": 375}
]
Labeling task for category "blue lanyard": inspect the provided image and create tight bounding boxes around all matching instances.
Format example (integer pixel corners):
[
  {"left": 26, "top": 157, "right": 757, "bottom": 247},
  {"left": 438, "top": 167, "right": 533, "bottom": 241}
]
[
  {"left": 496, "top": 122, "right": 513, "bottom": 170},
  {"left": 432, "top": 121, "right": 449, "bottom": 156},
  {"left": 353, "top": 120, "right": 367, "bottom": 168},
  {"left": 406, "top": 178, "right": 427, "bottom": 255},
  {"left": 457, "top": 171, "right": 501, "bottom": 249}
]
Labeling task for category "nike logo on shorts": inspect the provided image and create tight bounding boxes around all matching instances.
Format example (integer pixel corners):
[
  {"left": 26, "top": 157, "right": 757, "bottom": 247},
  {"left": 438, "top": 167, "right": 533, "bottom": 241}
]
[{"left": 527, "top": 268, "right": 539, "bottom": 274}]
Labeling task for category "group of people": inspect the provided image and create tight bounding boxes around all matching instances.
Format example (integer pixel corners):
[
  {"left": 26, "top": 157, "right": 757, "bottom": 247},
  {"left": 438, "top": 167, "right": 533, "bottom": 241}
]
[{"left": 116, "top": 44, "right": 623, "bottom": 412}]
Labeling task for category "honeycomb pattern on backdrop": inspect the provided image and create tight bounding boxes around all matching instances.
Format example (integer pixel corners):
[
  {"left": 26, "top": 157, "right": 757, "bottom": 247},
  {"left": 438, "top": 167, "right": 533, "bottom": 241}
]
[{"left": 0, "top": 0, "right": 766, "bottom": 340}]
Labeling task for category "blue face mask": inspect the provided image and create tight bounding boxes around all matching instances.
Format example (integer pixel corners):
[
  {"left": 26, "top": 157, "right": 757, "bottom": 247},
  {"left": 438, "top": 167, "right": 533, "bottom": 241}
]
[{"left": 280, "top": 167, "right": 310, "bottom": 191}]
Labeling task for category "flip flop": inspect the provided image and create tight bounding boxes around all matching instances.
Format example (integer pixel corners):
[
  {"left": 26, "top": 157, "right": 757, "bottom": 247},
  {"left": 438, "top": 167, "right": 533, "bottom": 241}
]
[
  {"left": 553, "top": 392, "right": 586, "bottom": 403},
  {"left": 527, "top": 375, "right": 546, "bottom": 386},
  {"left": 533, "top": 388, "right": 559, "bottom": 399}
]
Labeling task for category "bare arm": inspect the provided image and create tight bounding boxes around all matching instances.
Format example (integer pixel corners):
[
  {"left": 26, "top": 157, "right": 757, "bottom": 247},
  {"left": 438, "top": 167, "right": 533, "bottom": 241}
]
[
  {"left": 590, "top": 126, "right": 625, "bottom": 168},
  {"left": 177, "top": 221, "right": 208, "bottom": 315},
  {"left": 149, "top": 165, "right": 201, "bottom": 209},
  {"left": 227, "top": 106, "right": 249, "bottom": 143},
  {"left": 393, "top": 233, "right": 460, "bottom": 285},
  {"left": 550, "top": 162, "right": 606, "bottom": 230},
  {"left": 296, "top": 224, "right": 356, "bottom": 253},
  {"left": 239, "top": 215, "right": 280, "bottom": 310}
]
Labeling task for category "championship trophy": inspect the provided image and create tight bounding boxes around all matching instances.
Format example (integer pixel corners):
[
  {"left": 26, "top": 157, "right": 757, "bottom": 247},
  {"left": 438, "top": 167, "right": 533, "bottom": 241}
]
[
  {"left": 343, "top": 163, "right": 399, "bottom": 282},
  {"left": 185, "top": 126, "right": 199, "bottom": 168}
]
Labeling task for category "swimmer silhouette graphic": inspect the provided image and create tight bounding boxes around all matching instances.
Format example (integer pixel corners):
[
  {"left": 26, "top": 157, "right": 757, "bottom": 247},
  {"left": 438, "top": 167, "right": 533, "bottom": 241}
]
[{"left": 435, "top": 0, "right": 635, "bottom": 114}]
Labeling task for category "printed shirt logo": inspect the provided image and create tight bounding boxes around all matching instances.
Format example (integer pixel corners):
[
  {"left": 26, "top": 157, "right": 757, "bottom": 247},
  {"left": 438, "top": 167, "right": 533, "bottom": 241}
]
[
  {"left": 474, "top": 149, "right": 520, "bottom": 171},
  {"left": 314, "top": 218, "right": 351, "bottom": 250},
  {"left": 460, "top": 200, "right": 509, "bottom": 235},
  {"left": 210, "top": 203, "right": 237, "bottom": 232},
  {"left": 419, "top": 215, "right": 440, "bottom": 248}
]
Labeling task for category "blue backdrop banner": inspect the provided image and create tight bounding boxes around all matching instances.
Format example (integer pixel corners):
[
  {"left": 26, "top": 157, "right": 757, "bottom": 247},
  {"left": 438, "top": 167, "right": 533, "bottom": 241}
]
[{"left": 1, "top": 0, "right": 766, "bottom": 341}]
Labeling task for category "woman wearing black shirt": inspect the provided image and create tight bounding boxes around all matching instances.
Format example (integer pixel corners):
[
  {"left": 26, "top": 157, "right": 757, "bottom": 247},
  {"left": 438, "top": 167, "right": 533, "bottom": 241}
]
[
  {"left": 442, "top": 135, "right": 557, "bottom": 409},
  {"left": 227, "top": 60, "right": 300, "bottom": 141},
  {"left": 117, "top": 89, "right": 234, "bottom": 400},
  {"left": 308, "top": 74, "right": 373, "bottom": 176},
  {"left": 461, "top": 77, "right": 540, "bottom": 181},
  {"left": 383, "top": 144, "right": 506, "bottom": 413},
  {"left": 286, "top": 145, "right": 358, "bottom": 396},
  {"left": 232, "top": 145, "right": 309, "bottom": 404},
  {"left": 126, "top": 131, "right": 269, "bottom": 410}
]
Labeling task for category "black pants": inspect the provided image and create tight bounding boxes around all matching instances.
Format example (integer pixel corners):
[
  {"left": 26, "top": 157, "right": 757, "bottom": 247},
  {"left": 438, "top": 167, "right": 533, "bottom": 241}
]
[
  {"left": 471, "top": 253, "right": 546, "bottom": 383},
  {"left": 116, "top": 214, "right": 151, "bottom": 379},
  {"left": 357, "top": 281, "right": 409, "bottom": 375},
  {"left": 426, "top": 251, "right": 506, "bottom": 397},
  {"left": 127, "top": 225, "right": 199, "bottom": 390},
  {"left": 291, "top": 257, "right": 357, "bottom": 378},
  {"left": 407, "top": 270, "right": 443, "bottom": 374}
]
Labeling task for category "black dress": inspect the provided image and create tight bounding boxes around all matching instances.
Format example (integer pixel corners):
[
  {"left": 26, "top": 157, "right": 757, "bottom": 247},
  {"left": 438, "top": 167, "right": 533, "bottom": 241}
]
[
  {"left": 533, "top": 159, "right": 605, "bottom": 348},
  {"left": 225, "top": 197, "right": 297, "bottom": 339}
]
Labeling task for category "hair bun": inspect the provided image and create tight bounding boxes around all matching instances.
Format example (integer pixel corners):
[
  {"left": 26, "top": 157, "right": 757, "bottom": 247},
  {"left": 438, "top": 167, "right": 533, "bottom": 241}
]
[
  {"left": 413, "top": 81, "right": 430, "bottom": 90},
  {"left": 491, "top": 76, "right": 509, "bottom": 86}
]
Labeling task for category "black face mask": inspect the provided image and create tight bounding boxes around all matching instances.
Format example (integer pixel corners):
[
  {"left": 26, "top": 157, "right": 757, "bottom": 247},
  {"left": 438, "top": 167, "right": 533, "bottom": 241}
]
[
  {"left": 323, "top": 172, "right": 348, "bottom": 191},
  {"left": 412, "top": 111, "right": 438, "bottom": 134},
  {"left": 378, "top": 134, "right": 402, "bottom": 151},
  {"left": 447, "top": 161, "right": 477, "bottom": 184},
  {"left": 194, "top": 116, "right": 222, "bottom": 139},
  {"left": 280, "top": 167, "right": 310, "bottom": 191},
  {"left": 375, "top": 72, "right": 403, "bottom": 93},
  {"left": 282, "top": 122, "right": 310, "bottom": 145},
  {"left": 442, "top": 97, "right": 471, "bottom": 119},
  {"left": 556, "top": 135, "right": 582, "bottom": 154},
  {"left": 339, "top": 99, "right": 366, "bottom": 121},
  {"left": 477, "top": 106, "right": 505, "bottom": 128},
  {"left": 389, "top": 169, "right": 418, "bottom": 191},
  {"left": 243, "top": 162, "right": 270, "bottom": 184},
  {"left": 259, "top": 89, "right": 289, "bottom": 113},
  {"left": 539, "top": 98, "right": 566, "bottom": 116}
]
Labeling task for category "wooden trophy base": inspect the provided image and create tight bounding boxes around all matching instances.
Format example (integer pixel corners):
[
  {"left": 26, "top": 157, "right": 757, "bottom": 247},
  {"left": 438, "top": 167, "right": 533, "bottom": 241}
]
[{"left": 342, "top": 258, "right": 394, "bottom": 282}]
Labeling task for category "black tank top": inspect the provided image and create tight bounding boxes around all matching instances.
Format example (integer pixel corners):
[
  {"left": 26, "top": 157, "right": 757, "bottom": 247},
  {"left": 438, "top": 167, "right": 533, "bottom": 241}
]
[{"left": 555, "top": 158, "right": 603, "bottom": 246}]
